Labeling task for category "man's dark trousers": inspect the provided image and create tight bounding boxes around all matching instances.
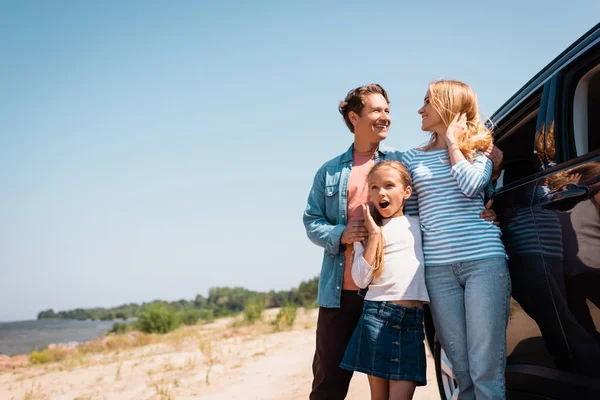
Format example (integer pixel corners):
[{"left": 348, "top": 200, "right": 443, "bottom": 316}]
[{"left": 310, "top": 290, "right": 364, "bottom": 400}]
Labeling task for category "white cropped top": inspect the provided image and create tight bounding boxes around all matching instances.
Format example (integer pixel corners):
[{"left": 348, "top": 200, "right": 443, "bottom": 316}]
[{"left": 352, "top": 215, "right": 429, "bottom": 303}]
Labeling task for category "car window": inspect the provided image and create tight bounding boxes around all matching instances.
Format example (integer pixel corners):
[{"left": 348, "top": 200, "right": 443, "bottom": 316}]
[
  {"left": 572, "top": 61, "right": 600, "bottom": 156},
  {"left": 493, "top": 91, "right": 544, "bottom": 190}
]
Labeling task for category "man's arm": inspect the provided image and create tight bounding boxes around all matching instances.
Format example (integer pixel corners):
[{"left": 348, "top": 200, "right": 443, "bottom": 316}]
[
  {"left": 303, "top": 167, "right": 368, "bottom": 256},
  {"left": 484, "top": 145, "right": 504, "bottom": 182},
  {"left": 303, "top": 167, "right": 345, "bottom": 256}
]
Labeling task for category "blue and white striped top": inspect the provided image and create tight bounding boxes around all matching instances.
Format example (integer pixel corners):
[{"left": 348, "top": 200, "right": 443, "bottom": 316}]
[{"left": 402, "top": 148, "right": 507, "bottom": 266}]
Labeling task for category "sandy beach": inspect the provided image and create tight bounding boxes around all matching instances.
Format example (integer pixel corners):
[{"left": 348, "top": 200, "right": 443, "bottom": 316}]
[{"left": 0, "top": 308, "right": 440, "bottom": 400}]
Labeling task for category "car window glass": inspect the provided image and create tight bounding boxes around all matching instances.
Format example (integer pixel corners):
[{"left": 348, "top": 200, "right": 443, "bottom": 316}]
[
  {"left": 494, "top": 106, "right": 543, "bottom": 190},
  {"left": 572, "top": 62, "right": 600, "bottom": 156}
]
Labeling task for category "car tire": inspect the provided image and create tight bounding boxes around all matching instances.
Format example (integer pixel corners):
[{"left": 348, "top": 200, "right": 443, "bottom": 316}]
[{"left": 434, "top": 333, "right": 459, "bottom": 400}]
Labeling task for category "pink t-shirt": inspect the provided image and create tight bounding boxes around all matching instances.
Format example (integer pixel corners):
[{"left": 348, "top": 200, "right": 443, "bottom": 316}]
[{"left": 343, "top": 151, "right": 375, "bottom": 290}]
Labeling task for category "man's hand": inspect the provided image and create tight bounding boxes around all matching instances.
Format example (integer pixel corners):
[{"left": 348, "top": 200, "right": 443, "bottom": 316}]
[
  {"left": 340, "top": 219, "right": 369, "bottom": 244},
  {"left": 484, "top": 144, "right": 504, "bottom": 182},
  {"left": 480, "top": 200, "right": 500, "bottom": 226}
]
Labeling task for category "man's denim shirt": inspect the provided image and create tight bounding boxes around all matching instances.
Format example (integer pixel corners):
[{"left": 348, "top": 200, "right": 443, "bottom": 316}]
[{"left": 303, "top": 143, "right": 404, "bottom": 308}]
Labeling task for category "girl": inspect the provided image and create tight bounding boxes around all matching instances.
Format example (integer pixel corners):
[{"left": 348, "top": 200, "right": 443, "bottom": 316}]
[
  {"left": 402, "top": 79, "right": 511, "bottom": 400},
  {"left": 340, "top": 160, "right": 429, "bottom": 400}
]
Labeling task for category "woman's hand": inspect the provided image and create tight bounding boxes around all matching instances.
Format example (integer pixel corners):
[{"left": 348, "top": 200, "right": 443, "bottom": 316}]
[
  {"left": 445, "top": 113, "right": 467, "bottom": 145},
  {"left": 362, "top": 204, "right": 381, "bottom": 237}
]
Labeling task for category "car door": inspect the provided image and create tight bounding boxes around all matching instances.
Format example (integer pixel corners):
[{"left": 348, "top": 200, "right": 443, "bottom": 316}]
[
  {"left": 491, "top": 82, "right": 582, "bottom": 399},
  {"left": 532, "top": 42, "right": 600, "bottom": 398}
]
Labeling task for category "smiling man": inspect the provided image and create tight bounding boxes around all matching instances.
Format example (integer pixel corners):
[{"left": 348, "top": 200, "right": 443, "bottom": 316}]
[{"left": 303, "top": 84, "right": 403, "bottom": 399}]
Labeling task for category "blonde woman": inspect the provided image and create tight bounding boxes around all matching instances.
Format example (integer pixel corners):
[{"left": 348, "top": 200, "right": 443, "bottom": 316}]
[{"left": 401, "top": 80, "right": 511, "bottom": 400}]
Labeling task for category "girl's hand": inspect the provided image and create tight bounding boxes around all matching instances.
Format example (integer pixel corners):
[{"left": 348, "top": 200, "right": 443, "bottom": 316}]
[
  {"left": 446, "top": 113, "right": 467, "bottom": 144},
  {"left": 362, "top": 204, "right": 381, "bottom": 237}
]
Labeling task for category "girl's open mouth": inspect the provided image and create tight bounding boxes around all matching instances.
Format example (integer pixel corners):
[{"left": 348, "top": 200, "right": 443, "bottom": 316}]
[{"left": 379, "top": 201, "right": 390, "bottom": 209}]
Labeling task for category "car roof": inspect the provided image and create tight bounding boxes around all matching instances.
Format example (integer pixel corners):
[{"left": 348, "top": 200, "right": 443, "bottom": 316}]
[{"left": 491, "top": 22, "right": 600, "bottom": 124}]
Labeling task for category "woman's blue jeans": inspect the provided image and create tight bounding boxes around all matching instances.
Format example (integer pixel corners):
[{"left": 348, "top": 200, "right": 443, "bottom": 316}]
[{"left": 426, "top": 257, "right": 511, "bottom": 400}]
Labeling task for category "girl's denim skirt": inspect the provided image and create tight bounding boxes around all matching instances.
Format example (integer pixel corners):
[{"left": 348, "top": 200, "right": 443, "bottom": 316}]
[{"left": 340, "top": 300, "right": 427, "bottom": 385}]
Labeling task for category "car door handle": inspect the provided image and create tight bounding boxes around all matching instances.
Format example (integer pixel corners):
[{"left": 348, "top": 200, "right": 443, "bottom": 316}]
[{"left": 539, "top": 184, "right": 589, "bottom": 210}]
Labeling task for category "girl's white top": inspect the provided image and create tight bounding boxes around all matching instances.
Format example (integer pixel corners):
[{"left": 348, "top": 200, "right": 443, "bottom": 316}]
[{"left": 352, "top": 215, "right": 429, "bottom": 302}]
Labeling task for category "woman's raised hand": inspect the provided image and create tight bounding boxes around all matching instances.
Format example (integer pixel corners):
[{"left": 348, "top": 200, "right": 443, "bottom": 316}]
[
  {"left": 446, "top": 113, "right": 467, "bottom": 144},
  {"left": 362, "top": 204, "right": 381, "bottom": 237}
]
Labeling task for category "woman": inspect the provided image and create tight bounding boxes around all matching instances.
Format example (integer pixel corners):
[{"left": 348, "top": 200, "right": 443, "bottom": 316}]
[{"left": 402, "top": 80, "right": 511, "bottom": 400}]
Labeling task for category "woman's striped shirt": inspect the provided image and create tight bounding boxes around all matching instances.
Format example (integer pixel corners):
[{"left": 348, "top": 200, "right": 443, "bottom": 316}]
[{"left": 402, "top": 148, "right": 507, "bottom": 266}]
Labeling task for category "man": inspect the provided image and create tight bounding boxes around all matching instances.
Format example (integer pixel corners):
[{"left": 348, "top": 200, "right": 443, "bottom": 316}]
[
  {"left": 303, "top": 84, "right": 400, "bottom": 399},
  {"left": 303, "top": 83, "right": 500, "bottom": 399}
]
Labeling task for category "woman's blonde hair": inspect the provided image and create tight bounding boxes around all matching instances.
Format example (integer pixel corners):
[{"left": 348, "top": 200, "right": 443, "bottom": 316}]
[
  {"left": 366, "top": 160, "right": 412, "bottom": 282},
  {"left": 423, "top": 80, "right": 493, "bottom": 161}
]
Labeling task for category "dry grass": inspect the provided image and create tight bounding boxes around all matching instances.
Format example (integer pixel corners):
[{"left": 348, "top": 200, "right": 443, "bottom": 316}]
[
  {"left": 29, "top": 347, "right": 69, "bottom": 365},
  {"left": 0, "top": 308, "right": 319, "bottom": 400},
  {"left": 199, "top": 339, "right": 219, "bottom": 384}
]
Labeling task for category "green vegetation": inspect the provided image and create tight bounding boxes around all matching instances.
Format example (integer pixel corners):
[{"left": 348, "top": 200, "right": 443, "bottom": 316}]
[
  {"left": 179, "top": 308, "right": 202, "bottom": 326},
  {"left": 243, "top": 298, "right": 265, "bottom": 324},
  {"left": 108, "top": 322, "right": 130, "bottom": 334},
  {"left": 272, "top": 303, "right": 298, "bottom": 332},
  {"left": 37, "top": 277, "right": 319, "bottom": 322},
  {"left": 135, "top": 304, "right": 181, "bottom": 334}
]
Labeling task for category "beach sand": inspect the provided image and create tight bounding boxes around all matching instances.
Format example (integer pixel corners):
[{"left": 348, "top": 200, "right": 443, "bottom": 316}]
[{"left": 0, "top": 308, "right": 440, "bottom": 399}]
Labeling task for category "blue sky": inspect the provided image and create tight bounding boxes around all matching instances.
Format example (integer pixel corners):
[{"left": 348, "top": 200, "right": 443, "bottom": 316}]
[{"left": 1, "top": 1, "right": 599, "bottom": 321}]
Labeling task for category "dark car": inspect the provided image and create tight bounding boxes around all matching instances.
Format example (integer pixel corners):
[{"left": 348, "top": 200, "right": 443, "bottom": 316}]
[{"left": 425, "top": 23, "right": 600, "bottom": 400}]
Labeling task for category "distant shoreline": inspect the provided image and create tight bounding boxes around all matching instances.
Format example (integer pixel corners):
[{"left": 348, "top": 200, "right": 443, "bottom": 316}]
[{"left": 0, "top": 319, "right": 116, "bottom": 356}]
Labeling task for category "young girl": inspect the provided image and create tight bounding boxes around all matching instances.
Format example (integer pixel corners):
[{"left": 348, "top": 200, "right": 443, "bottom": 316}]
[
  {"left": 340, "top": 160, "right": 429, "bottom": 400},
  {"left": 402, "top": 79, "right": 510, "bottom": 399}
]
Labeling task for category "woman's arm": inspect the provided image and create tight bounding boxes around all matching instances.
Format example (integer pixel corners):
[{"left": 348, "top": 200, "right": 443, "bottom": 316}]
[
  {"left": 445, "top": 113, "right": 493, "bottom": 197},
  {"left": 451, "top": 155, "right": 493, "bottom": 197}
]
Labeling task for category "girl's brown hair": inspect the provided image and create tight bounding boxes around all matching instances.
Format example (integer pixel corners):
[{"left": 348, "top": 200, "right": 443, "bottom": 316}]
[
  {"left": 423, "top": 80, "right": 493, "bottom": 161},
  {"left": 366, "top": 160, "right": 412, "bottom": 281}
]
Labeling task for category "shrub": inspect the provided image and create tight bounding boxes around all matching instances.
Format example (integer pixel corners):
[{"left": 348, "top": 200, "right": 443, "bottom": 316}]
[
  {"left": 272, "top": 303, "right": 298, "bottom": 332},
  {"left": 30, "top": 347, "right": 68, "bottom": 364},
  {"left": 198, "top": 309, "right": 215, "bottom": 323},
  {"left": 135, "top": 304, "right": 181, "bottom": 334},
  {"left": 243, "top": 299, "right": 265, "bottom": 324},
  {"left": 108, "top": 322, "right": 130, "bottom": 335},
  {"left": 180, "top": 308, "right": 202, "bottom": 326}
]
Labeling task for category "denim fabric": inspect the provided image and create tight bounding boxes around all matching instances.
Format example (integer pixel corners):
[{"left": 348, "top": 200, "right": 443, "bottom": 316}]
[
  {"left": 303, "top": 143, "right": 404, "bottom": 307},
  {"left": 425, "top": 257, "right": 511, "bottom": 400},
  {"left": 340, "top": 300, "right": 427, "bottom": 385}
]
